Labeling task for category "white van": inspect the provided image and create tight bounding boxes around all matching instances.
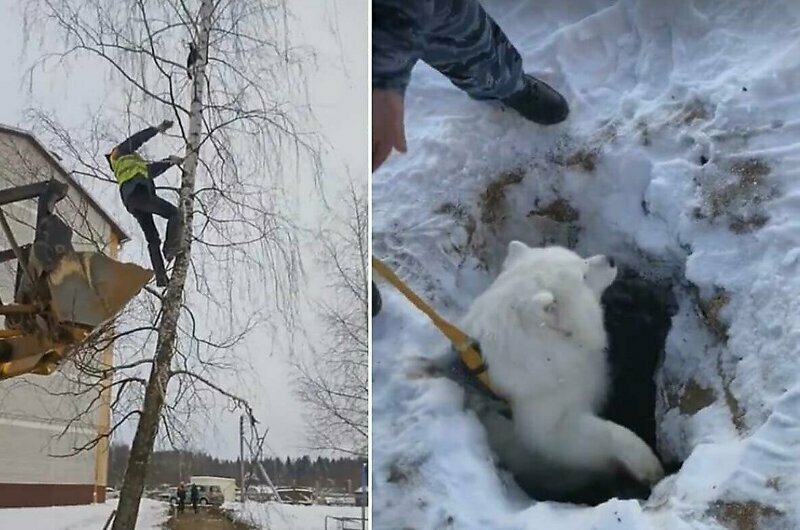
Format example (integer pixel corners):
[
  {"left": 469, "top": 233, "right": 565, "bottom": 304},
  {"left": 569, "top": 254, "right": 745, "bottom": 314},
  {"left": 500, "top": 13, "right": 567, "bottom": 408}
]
[{"left": 190, "top": 476, "right": 237, "bottom": 503}]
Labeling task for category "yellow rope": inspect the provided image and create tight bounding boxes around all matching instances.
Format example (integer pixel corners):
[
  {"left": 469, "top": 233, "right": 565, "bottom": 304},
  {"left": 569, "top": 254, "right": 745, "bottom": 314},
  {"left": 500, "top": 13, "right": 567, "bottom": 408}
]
[{"left": 372, "top": 256, "right": 501, "bottom": 397}]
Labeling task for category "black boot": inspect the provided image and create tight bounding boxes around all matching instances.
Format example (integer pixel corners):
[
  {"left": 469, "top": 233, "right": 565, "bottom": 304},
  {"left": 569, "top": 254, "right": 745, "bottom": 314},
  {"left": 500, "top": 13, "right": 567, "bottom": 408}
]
[
  {"left": 372, "top": 281, "right": 382, "bottom": 317},
  {"left": 162, "top": 215, "right": 183, "bottom": 262},
  {"left": 148, "top": 243, "right": 169, "bottom": 287},
  {"left": 500, "top": 74, "right": 569, "bottom": 125}
]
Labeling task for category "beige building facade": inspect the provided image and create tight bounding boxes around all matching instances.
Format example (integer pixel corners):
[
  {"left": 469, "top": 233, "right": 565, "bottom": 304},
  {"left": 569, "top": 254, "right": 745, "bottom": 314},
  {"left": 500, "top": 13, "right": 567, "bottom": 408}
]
[{"left": 0, "top": 124, "right": 128, "bottom": 507}]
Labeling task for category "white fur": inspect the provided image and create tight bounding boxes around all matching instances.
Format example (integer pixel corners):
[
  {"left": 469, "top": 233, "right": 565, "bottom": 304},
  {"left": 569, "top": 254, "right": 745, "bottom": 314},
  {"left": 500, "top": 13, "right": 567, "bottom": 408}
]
[{"left": 461, "top": 241, "right": 664, "bottom": 492}]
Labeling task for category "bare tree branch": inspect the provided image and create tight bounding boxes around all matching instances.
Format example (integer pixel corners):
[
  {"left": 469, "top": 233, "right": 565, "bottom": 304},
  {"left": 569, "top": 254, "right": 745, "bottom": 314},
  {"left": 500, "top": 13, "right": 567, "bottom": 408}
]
[
  {"left": 293, "top": 178, "right": 368, "bottom": 458},
  {"left": 17, "top": 0, "right": 323, "bottom": 527}
]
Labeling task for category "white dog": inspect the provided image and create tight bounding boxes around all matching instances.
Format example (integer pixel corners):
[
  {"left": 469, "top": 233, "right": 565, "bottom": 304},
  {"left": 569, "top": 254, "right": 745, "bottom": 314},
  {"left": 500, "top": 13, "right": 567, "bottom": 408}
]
[{"left": 459, "top": 241, "right": 664, "bottom": 498}]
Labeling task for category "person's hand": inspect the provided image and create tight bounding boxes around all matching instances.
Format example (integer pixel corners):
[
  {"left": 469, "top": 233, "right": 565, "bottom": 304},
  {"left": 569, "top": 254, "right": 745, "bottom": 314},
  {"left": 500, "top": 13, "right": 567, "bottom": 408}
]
[
  {"left": 372, "top": 89, "right": 407, "bottom": 172},
  {"left": 157, "top": 119, "right": 174, "bottom": 133}
]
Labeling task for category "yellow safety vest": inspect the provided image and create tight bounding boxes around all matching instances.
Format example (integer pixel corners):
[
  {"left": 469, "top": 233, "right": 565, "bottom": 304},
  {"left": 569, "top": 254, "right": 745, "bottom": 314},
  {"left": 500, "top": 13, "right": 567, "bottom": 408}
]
[{"left": 110, "top": 153, "right": 148, "bottom": 186}]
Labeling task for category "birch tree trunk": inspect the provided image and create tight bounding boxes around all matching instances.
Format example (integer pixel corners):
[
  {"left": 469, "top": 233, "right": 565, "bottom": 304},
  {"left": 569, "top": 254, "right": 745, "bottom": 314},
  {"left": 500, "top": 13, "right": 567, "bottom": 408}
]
[
  {"left": 111, "top": 2, "right": 212, "bottom": 528},
  {"left": 23, "top": 0, "right": 321, "bottom": 525}
]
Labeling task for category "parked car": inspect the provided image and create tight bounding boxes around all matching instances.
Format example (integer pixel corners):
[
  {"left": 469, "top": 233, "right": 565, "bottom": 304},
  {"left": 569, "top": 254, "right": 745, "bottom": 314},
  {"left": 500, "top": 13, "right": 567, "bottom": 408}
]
[
  {"left": 161, "top": 487, "right": 178, "bottom": 504},
  {"left": 166, "top": 484, "right": 224, "bottom": 506},
  {"left": 322, "top": 493, "right": 356, "bottom": 506},
  {"left": 105, "top": 487, "right": 120, "bottom": 499},
  {"left": 194, "top": 484, "right": 225, "bottom": 506},
  {"left": 275, "top": 487, "right": 314, "bottom": 505},
  {"left": 245, "top": 485, "right": 279, "bottom": 502},
  {"left": 143, "top": 489, "right": 162, "bottom": 500}
]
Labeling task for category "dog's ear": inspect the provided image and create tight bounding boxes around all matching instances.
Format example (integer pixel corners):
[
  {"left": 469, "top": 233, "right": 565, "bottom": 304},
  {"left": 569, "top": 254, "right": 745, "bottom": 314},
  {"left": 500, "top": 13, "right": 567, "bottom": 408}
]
[
  {"left": 532, "top": 291, "right": 558, "bottom": 328},
  {"left": 504, "top": 240, "right": 528, "bottom": 270}
]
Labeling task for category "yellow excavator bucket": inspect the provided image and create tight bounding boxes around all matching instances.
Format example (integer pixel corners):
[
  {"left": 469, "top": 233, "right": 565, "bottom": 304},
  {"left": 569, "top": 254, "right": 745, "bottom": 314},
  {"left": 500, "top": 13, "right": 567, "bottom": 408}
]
[
  {"left": 0, "top": 337, "right": 78, "bottom": 380},
  {"left": 0, "top": 252, "right": 153, "bottom": 380},
  {"left": 48, "top": 252, "right": 154, "bottom": 328}
]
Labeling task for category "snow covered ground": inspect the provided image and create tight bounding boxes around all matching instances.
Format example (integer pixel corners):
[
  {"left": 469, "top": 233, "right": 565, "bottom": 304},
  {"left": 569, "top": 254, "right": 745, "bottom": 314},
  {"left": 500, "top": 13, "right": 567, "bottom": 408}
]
[
  {"left": 0, "top": 499, "right": 167, "bottom": 529},
  {"left": 372, "top": 0, "right": 800, "bottom": 529},
  {"left": 225, "top": 502, "right": 366, "bottom": 530}
]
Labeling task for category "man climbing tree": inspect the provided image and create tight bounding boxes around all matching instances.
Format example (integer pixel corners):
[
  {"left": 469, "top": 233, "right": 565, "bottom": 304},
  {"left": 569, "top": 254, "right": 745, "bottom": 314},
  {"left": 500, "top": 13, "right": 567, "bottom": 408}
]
[
  {"left": 105, "top": 120, "right": 184, "bottom": 287},
  {"left": 24, "top": 0, "right": 320, "bottom": 527}
]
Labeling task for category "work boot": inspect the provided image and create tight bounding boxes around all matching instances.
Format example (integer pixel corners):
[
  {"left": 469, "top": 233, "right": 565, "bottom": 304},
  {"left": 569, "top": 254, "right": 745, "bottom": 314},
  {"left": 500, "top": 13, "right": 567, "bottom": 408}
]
[
  {"left": 155, "top": 272, "right": 169, "bottom": 287},
  {"left": 162, "top": 243, "right": 180, "bottom": 263},
  {"left": 147, "top": 243, "right": 169, "bottom": 287},
  {"left": 372, "top": 281, "right": 382, "bottom": 317},
  {"left": 162, "top": 216, "right": 183, "bottom": 262},
  {"left": 500, "top": 74, "right": 569, "bottom": 125}
]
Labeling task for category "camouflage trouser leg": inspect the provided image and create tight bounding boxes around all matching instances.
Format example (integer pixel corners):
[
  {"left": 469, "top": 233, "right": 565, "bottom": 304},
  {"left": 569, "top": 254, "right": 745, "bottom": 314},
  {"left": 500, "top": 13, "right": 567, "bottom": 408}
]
[
  {"left": 373, "top": 0, "right": 525, "bottom": 99},
  {"left": 420, "top": 0, "right": 525, "bottom": 99}
]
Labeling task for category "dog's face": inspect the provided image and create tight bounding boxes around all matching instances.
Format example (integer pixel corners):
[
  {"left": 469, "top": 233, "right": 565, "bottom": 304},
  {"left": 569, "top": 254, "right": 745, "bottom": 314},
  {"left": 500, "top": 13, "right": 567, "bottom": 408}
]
[
  {"left": 499, "top": 241, "right": 617, "bottom": 345},
  {"left": 503, "top": 241, "right": 617, "bottom": 302}
]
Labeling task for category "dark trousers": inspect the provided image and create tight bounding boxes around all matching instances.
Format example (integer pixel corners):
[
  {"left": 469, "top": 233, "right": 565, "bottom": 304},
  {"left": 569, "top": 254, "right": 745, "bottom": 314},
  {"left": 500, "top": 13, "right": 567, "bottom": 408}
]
[
  {"left": 192, "top": 499, "right": 198, "bottom": 513},
  {"left": 372, "top": 281, "right": 382, "bottom": 317},
  {"left": 373, "top": 0, "right": 525, "bottom": 99},
  {"left": 121, "top": 178, "right": 180, "bottom": 283},
  {"left": 177, "top": 498, "right": 185, "bottom": 513}
]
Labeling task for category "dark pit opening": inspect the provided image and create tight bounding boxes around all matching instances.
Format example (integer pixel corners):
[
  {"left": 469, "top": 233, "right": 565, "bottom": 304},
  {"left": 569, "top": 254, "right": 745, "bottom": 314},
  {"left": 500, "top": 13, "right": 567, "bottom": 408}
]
[{"left": 507, "top": 267, "right": 679, "bottom": 506}]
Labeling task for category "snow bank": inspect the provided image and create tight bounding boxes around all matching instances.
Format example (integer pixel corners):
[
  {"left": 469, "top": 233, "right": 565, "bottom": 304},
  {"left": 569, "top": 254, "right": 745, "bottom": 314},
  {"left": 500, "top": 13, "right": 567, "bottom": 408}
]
[
  {"left": 225, "top": 501, "right": 365, "bottom": 530},
  {"left": 0, "top": 499, "right": 167, "bottom": 530},
  {"left": 372, "top": 0, "right": 800, "bottom": 528}
]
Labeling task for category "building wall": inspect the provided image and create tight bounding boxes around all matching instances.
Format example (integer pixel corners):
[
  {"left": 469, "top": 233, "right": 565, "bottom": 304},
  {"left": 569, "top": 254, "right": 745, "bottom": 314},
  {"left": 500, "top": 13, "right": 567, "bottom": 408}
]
[{"left": 0, "top": 130, "right": 119, "bottom": 506}]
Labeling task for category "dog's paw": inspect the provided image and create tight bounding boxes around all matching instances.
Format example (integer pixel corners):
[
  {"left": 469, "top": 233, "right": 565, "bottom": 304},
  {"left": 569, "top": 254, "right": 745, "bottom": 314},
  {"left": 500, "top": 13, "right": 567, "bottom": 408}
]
[
  {"left": 608, "top": 424, "right": 665, "bottom": 487},
  {"left": 619, "top": 443, "right": 665, "bottom": 486}
]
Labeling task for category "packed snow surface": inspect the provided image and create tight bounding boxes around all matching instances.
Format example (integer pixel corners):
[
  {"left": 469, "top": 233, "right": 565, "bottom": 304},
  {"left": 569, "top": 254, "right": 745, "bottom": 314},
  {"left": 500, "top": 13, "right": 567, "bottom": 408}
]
[
  {"left": 372, "top": 0, "right": 800, "bottom": 529},
  {"left": 225, "top": 502, "right": 365, "bottom": 529},
  {"left": 0, "top": 499, "right": 167, "bottom": 530}
]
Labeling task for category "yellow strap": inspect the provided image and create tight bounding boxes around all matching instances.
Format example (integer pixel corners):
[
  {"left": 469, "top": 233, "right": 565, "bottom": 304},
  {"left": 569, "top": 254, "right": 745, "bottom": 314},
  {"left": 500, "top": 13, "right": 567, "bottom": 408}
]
[{"left": 372, "top": 256, "right": 501, "bottom": 397}]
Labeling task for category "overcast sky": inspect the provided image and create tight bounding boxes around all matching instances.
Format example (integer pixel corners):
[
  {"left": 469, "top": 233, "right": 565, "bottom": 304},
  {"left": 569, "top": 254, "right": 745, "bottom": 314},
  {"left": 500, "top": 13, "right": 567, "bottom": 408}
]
[{"left": 0, "top": 0, "right": 367, "bottom": 460}]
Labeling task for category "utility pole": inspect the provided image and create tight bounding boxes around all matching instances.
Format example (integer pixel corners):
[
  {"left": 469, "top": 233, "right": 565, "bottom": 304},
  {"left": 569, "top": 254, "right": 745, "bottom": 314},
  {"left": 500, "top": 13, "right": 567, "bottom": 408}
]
[
  {"left": 361, "top": 462, "right": 367, "bottom": 530},
  {"left": 241, "top": 417, "right": 283, "bottom": 503},
  {"left": 239, "top": 415, "right": 245, "bottom": 504}
]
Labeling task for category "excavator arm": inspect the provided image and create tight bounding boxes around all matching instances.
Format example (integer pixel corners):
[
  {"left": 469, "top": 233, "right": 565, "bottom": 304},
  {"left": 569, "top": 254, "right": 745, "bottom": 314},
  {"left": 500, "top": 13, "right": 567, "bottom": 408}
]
[{"left": 0, "top": 180, "right": 153, "bottom": 380}]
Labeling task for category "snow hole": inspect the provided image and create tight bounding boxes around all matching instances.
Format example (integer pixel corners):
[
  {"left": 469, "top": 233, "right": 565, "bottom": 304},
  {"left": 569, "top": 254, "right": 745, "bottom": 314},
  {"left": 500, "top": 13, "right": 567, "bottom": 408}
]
[{"left": 459, "top": 172, "right": 692, "bottom": 505}]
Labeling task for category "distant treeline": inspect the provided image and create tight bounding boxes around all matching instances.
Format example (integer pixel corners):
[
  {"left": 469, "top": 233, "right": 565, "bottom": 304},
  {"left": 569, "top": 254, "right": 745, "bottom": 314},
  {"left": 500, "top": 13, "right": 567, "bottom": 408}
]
[{"left": 108, "top": 444, "right": 365, "bottom": 491}]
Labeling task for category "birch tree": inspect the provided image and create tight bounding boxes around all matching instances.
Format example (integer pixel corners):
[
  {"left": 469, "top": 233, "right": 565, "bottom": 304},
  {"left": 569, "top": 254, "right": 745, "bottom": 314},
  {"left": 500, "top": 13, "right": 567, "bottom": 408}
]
[{"left": 22, "top": 1, "right": 319, "bottom": 527}]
